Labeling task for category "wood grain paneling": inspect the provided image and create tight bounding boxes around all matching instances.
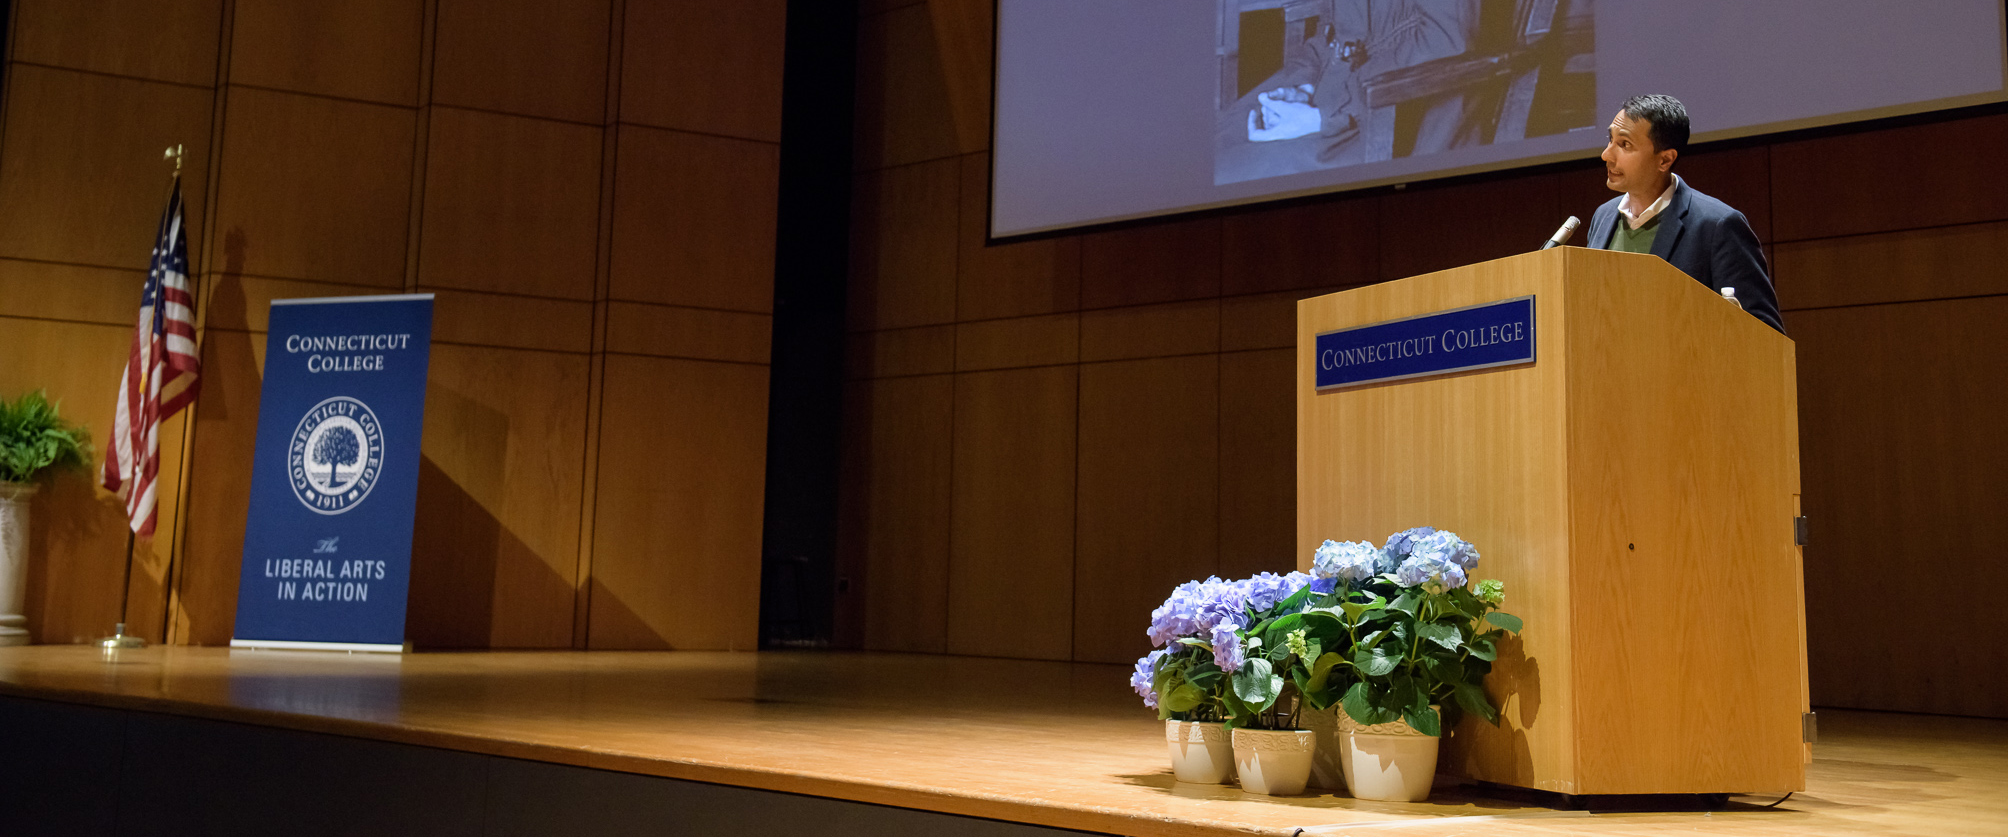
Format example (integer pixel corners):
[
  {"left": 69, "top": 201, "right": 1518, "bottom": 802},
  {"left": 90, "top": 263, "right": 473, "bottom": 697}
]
[
  {"left": 604, "top": 301, "right": 772, "bottom": 364},
  {"left": 408, "top": 344, "right": 590, "bottom": 649},
  {"left": 1222, "top": 289, "right": 1336, "bottom": 353},
  {"left": 433, "top": 0, "right": 610, "bottom": 124},
  {"left": 0, "top": 260, "right": 143, "bottom": 326},
  {"left": 1380, "top": 174, "right": 1560, "bottom": 281},
  {"left": 0, "top": 318, "right": 165, "bottom": 644},
  {"left": 427, "top": 290, "right": 593, "bottom": 354},
  {"left": 590, "top": 356, "right": 769, "bottom": 650},
  {"left": 1675, "top": 146, "right": 1773, "bottom": 243},
  {"left": 11, "top": 0, "right": 223, "bottom": 86},
  {"left": 844, "top": 375, "right": 953, "bottom": 653},
  {"left": 1080, "top": 218, "right": 1221, "bottom": 309},
  {"left": 621, "top": 0, "right": 786, "bottom": 142},
  {"left": 1217, "top": 348, "right": 1294, "bottom": 581},
  {"left": 1774, "top": 221, "right": 2008, "bottom": 311},
  {"left": 849, "top": 158, "right": 959, "bottom": 331},
  {"left": 201, "top": 275, "right": 401, "bottom": 332},
  {"left": 0, "top": 66, "right": 213, "bottom": 269},
  {"left": 924, "top": 0, "right": 993, "bottom": 155},
  {"left": 230, "top": 0, "right": 424, "bottom": 106},
  {"left": 844, "top": 325, "right": 956, "bottom": 380},
  {"left": 418, "top": 108, "right": 603, "bottom": 301},
  {"left": 1772, "top": 113, "right": 2008, "bottom": 243},
  {"left": 957, "top": 154, "right": 1080, "bottom": 320},
  {"left": 609, "top": 126, "right": 779, "bottom": 313},
  {"left": 1219, "top": 198, "right": 1379, "bottom": 296},
  {"left": 172, "top": 329, "right": 267, "bottom": 645},
  {"left": 1074, "top": 355, "right": 1218, "bottom": 665},
  {"left": 212, "top": 87, "right": 416, "bottom": 287},
  {"left": 853, "top": 3, "right": 960, "bottom": 171},
  {"left": 955, "top": 314, "right": 1078, "bottom": 372},
  {"left": 1796, "top": 296, "right": 2008, "bottom": 717},
  {"left": 948, "top": 366, "right": 1076, "bottom": 660},
  {"left": 1080, "top": 300, "right": 1219, "bottom": 363}
]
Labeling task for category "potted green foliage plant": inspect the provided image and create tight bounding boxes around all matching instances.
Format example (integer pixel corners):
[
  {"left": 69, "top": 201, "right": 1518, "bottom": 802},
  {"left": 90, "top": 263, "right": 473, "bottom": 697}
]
[{"left": 0, "top": 390, "right": 92, "bottom": 646}]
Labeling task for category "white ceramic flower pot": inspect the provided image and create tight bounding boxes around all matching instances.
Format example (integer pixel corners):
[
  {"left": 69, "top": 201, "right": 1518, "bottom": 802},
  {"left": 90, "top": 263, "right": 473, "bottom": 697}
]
[
  {"left": 1336, "top": 709, "right": 1440, "bottom": 802},
  {"left": 1231, "top": 728, "right": 1315, "bottom": 796},
  {"left": 1165, "top": 720, "right": 1235, "bottom": 784},
  {"left": 0, "top": 482, "right": 36, "bottom": 647}
]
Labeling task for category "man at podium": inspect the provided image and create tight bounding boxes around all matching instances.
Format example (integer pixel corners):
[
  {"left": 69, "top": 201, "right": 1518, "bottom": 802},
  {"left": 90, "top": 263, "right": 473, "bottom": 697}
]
[{"left": 1587, "top": 94, "right": 1785, "bottom": 334}]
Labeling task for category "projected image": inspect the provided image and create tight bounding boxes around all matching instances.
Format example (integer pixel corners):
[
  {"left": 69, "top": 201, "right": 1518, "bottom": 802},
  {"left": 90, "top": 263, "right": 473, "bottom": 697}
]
[{"left": 1215, "top": 0, "right": 1598, "bottom": 186}]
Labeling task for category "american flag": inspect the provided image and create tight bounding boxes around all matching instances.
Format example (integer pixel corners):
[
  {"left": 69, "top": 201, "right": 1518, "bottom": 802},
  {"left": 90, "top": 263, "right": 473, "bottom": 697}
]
[{"left": 102, "top": 179, "right": 201, "bottom": 536}]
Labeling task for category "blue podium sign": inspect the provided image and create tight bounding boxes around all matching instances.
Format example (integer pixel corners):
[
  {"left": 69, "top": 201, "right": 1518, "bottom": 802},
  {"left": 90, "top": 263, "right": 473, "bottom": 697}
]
[
  {"left": 231, "top": 295, "right": 434, "bottom": 652},
  {"left": 1314, "top": 296, "right": 1536, "bottom": 390}
]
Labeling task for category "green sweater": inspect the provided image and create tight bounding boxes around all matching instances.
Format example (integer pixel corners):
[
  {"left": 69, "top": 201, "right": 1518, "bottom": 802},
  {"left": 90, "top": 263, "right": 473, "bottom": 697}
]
[{"left": 1610, "top": 213, "right": 1661, "bottom": 254}]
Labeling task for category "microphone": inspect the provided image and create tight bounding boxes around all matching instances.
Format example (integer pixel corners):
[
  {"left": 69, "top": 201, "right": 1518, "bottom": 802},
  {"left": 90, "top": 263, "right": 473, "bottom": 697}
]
[{"left": 1540, "top": 216, "right": 1580, "bottom": 250}]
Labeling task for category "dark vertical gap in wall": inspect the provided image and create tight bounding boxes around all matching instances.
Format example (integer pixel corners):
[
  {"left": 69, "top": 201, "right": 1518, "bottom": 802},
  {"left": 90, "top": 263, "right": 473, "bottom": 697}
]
[{"left": 759, "top": 0, "right": 858, "bottom": 649}]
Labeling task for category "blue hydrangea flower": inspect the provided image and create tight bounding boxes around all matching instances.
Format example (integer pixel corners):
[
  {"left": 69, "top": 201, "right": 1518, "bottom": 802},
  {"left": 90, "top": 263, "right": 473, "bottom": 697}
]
[
  {"left": 1131, "top": 649, "right": 1167, "bottom": 708},
  {"left": 1410, "top": 529, "right": 1480, "bottom": 570},
  {"left": 1313, "top": 539, "right": 1385, "bottom": 582},
  {"left": 1240, "top": 571, "right": 1307, "bottom": 614},
  {"left": 1394, "top": 552, "right": 1468, "bottom": 589},
  {"left": 1210, "top": 620, "right": 1245, "bottom": 671},
  {"left": 1383, "top": 527, "right": 1438, "bottom": 560}
]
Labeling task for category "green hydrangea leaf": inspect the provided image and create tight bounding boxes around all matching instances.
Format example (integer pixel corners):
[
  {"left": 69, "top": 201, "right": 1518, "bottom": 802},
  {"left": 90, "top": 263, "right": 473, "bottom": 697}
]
[{"left": 1486, "top": 612, "right": 1523, "bottom": 633}]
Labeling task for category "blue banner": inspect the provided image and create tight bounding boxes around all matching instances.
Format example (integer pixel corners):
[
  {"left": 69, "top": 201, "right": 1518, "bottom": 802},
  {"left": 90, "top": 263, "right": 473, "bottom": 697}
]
[
  {"left": 232, "top": 295, "right": 434, "bottom": 650},
  {"left": 1314, "top": 296, "right": 1535, "bottom": 390}
]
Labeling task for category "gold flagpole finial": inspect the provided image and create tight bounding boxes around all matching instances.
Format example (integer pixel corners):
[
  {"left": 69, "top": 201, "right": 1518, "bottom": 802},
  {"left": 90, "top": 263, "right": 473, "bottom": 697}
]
[{"left": 164, "top": 144, "right": 183, "bottom": 176}]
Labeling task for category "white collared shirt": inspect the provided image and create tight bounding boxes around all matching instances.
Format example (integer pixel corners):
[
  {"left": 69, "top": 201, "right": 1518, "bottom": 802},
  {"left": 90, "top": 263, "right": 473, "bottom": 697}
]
[{"left": 1619, "top": 174, "right": 1682, "bottom": 229}]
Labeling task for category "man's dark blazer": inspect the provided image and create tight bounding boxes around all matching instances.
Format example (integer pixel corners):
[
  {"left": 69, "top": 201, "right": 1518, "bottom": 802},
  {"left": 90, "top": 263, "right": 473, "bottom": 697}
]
[{"left": 1587, "top": 180, "right": 1785, "bottom": 334}]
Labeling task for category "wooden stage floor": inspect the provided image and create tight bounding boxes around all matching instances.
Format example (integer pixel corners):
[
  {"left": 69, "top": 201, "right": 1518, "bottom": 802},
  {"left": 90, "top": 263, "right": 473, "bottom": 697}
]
[{"left": 0, "top": 646, "right": 2001, "bottom": 836}]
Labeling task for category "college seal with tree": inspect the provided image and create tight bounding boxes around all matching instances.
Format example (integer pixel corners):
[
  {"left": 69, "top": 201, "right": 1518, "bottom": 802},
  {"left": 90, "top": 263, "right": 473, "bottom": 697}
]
[{"left": 288, "top": 396, "right": 384, "bottom": 515}]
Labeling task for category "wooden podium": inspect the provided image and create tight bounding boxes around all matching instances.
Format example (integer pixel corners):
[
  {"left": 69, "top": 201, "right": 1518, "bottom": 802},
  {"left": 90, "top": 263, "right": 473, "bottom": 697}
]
[{"left": 1296, "top": 247, "right": 1807, "bottom": 796}]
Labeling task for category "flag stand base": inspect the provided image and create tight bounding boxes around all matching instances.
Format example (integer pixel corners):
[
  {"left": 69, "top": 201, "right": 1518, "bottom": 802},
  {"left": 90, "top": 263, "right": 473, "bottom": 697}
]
[{"left": 99, "top": 622, "right": 147, "bottom": 657}]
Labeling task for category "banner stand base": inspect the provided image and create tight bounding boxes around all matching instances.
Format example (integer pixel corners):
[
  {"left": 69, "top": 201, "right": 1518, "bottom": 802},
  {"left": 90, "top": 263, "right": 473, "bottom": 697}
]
[{"left": 230, "top": 639, "right": 409, "bottom": 654}]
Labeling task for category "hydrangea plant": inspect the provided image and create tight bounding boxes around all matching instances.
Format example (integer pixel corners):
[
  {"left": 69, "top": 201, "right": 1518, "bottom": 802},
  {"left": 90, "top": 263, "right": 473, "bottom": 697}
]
[{"left": 1132, "top": 528, "right": 1523, "bottom": 737}]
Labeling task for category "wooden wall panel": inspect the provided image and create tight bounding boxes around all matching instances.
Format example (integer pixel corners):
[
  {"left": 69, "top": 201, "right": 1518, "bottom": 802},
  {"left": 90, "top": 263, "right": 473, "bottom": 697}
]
[
  {"left": 0, "top": 66, "right": 213, "bottom": 269},
  {"left": 171, "top": 328, "right": 266, "bottom": 645},
  {"left": 1380, "top": 174, "right": 1561, "bottom": 281},
  {"left": 621, "top": 0, "right": 787, "bottom": 143},
  {"left": 954, "top": 314, "right": 1078, "bottom": 372},
  {"left": 418, "top": 108, "right": 603, "bottom": 300},
  {"left": 1219, "top": 199, "right": 1379, "bottom": 295},
  {"left": 923, "top": 0, "right": 993, "bottom": 155},
  {"left": 853, "top": 3, "right": 960, "bottom": 171},
  {"left": 1774, "top": 222, "right": 2008, "bottom": 311},
  {"left": 1073, "top": 355, "right": 1218, "bottom": 665},
  {"left": 590, "top": 356, "right": 769, "bottom": 650},
  {"left": 408, "top": 344, "right": 589, "bottom": 649},
  {"left": 212, "top": 87, "right": 416, "bottom": 287},
  {"left": 428, "top": 290, "right": 593, "bottom": 354},
  {"left": 0, "top": 319, "right": 164, "bottom": 643},
  {"left": 948, "top": 366, "right": 1076, "bottom": 660},
  {"left": 201, "top": 276, "right": 402, "bottom": 332},
  {"left": 845, "top": 325, "right": 955, "bottom": 380},
  {"left": 1217, "top": 348, "right": 1295, "bottom": 581},
  {"left": 609, "top": 126, "right": 779, "bottom": 313},
  {"left": 1079, "top": 218, "right": 1222, "bottom": 309},
  {"left": 0, "top": 261, "right": 143, "bottom": 326},
  {"left": 1221, "top": 289, "right": 1327, "bottom": 353},
  {"left": 1674, "top": 146, "right": 1773, "bottom": 243},
  {"left": 957, "top": 154, "right": 1080, "bottom": 320},
  {"left": 11, "top": 0, "right": 223, "bottom": 86},
  {"left": 604, "top": 302, "right": 772, "bottom": 365},
  {"left": 1772, "top": 113, "right": 2008, "bottom": 242},
  {"left": 848, "top": 375, "right": 953, "bottom": 653},
  {"left": 1795, "top": 297, "right": 2008, "bottom": 717},
  {"left": 433, "top": 0, "right": 610, "bottom": 124},
  {"left": 229, "top": 0, "right": 424, "bottom": 106},
  {"left": 1079, "top": 301, "right": 1220, "bottom": 363},
  {"left": 849, "top": 158, "right": 959, "bottom": 331}
]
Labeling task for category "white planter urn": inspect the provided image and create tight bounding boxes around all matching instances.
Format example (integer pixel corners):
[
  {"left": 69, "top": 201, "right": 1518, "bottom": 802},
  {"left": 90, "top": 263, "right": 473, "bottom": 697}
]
[
  {"left": 0, "top": 482, "right": 36, "bottom": 647},
  {"left": 1231, "top": 728, "right": 1315, "bottom": 796},
  {"left": 1164, "top": 720, "right": 1235, "bottom": 784},
  {"left": 1337, "top": 708, "right": 1440, "bottom": 802}
]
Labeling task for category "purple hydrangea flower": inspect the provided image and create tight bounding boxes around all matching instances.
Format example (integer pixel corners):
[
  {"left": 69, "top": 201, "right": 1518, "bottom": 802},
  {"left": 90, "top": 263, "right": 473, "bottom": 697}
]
[
  {"left": 1313, "top": 539, "right": 1385, "bottom": 582},
  {"left": 1210, "top": 619, "right": 1245, "bottom": 671},
  {"left": 1131, "top": 649, "right": 1167, "bottom": 708},
  {"left": 1240, "top": 571, "right": 1307, "bottom": 614},
  {"left": 1148, "top": 576, "right": 1251, "bottom": 647}
]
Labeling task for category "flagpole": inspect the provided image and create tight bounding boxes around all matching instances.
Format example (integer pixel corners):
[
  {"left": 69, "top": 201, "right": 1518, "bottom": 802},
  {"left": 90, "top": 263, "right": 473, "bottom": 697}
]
[{"left": 101, "top": 145, "right": 185, "bottom": 658}]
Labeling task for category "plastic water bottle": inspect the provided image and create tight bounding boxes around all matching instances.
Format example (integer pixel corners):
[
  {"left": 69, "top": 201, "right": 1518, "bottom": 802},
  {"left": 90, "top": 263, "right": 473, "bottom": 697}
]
[{"left": 1721, "top": 286, "right": 1743, "bottom": 309}]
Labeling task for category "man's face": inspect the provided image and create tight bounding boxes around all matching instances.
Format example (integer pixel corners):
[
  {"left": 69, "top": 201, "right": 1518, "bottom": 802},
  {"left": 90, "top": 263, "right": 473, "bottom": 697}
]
[{"left": 1600, "top": 110, "right": 1675, "bottom": 196}]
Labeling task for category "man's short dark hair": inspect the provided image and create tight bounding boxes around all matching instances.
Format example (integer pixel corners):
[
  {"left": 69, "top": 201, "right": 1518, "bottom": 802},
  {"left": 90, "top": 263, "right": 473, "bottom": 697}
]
[{"left": 1622, "top": 94, "right": 1689, "bottom": 158}]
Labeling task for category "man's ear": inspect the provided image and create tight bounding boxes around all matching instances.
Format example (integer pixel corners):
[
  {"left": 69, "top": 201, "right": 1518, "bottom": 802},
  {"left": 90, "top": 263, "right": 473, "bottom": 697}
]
[{"left": 1657, "top": 147, "right": 1678, "bottom": 173}]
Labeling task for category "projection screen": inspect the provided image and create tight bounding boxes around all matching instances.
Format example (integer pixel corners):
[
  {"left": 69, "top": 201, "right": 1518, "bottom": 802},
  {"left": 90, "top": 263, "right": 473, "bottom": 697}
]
[{"left": 990, "top": 0, "right": 2008, "bottom": 239}]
